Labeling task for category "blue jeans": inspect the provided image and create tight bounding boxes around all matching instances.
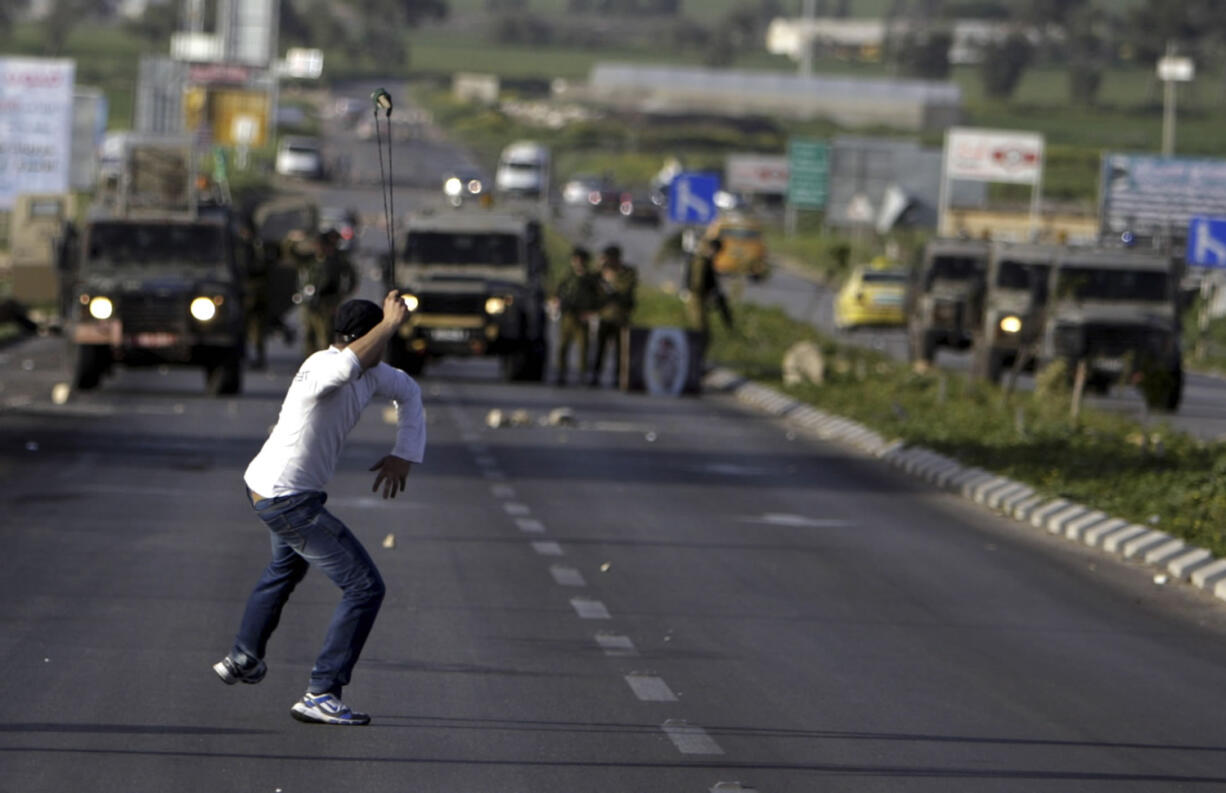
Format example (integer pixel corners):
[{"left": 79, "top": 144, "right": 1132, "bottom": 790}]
[{"left": 233, "top": 490, "right": 385, "bottom": 697}]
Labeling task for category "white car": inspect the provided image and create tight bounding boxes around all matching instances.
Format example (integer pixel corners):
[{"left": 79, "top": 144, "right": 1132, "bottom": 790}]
[{"left": 275, "top": 137, "right": 324, "bottom": 180}]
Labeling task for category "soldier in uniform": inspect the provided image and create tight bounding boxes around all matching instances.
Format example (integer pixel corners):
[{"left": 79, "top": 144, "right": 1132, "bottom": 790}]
[
  {"left": 589, "top": 244, "right": 638, "bottom": 387},
  {"left": 550, "top": 246, "right": 600, "bottom": 387},
  {"left": 684, "top": 237, "right": 733, "bottom": 338},
  {"left": 237, "top": 219, "right": 272, "bottom": 370},
  {"left": 298, "top": 230, "right": 358, "bottom": 359}
]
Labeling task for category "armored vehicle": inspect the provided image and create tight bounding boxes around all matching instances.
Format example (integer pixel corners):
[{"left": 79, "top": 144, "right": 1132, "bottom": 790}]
[
  {"left": 906, "top": 238, "right": 989, "bottom": 364},
  {"left": 385, "top": 211, "right": 548, "bottom": 380},
  {"left": 64, "top": 136, "right": 245, "bottom": 394},
  {"left": 1041, "top": 247, "right": 1182, "bottom": 410},
  {"left": 970, "top": 243, "right": 1056, "bottom": 382}
]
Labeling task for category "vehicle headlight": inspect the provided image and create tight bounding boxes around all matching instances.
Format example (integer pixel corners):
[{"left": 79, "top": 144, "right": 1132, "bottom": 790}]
[
  {"left": 401, "top": 293, "right": 419, "bottom": 311},
  {"left": 999, "top": 315, "right": 1022, "bottom": 334},
  {"left": 88, "top": 296, "right": 114, "bottom": 320},
  {"left": 467, "top": 179, "right": 483, "bottom": 195},
  {"left": 444, "top": 177, "right": 462, "bottom": 196},
  {"left": 485, "top": 297, "right": 508, "bottom": 315},
  {"left": 191, "top": 296, "right": 218, "bottom": 321}
]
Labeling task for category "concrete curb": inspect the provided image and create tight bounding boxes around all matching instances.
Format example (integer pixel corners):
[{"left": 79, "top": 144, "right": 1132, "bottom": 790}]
[{"left": 706, "top": 367, "right": 1226, "bottom": 604}]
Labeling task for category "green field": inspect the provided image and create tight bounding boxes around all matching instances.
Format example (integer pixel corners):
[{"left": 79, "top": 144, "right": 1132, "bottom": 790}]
[{"left": 444, "top": 0, "right": 1143, "bottom": 18}]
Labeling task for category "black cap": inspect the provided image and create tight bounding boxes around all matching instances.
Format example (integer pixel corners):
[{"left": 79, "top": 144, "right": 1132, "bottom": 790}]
[
  {"left": 602, "top": 244, "right": 621, "bottom": 259},
  {"left": 333, "top": 299, "right": 383, "bottom": 342},
  {"left": 571, "top": 245, "right": 590, "bottom": 262}
]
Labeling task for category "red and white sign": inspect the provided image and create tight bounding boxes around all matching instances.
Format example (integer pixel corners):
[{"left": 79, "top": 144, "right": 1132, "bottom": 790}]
[
  {"left": 726, "top": 154, "right": 789, "bottom": 195},
  {"left": 0, "top": 57, "right": 75, "bottom": 210},
  {"left": 944, "top": 127, "right": 1044, "bottom": 185}
]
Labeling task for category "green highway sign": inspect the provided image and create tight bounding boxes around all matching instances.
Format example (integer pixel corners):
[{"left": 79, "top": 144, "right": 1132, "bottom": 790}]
[{"left": 788, "top": 139, "right": 829, "bottom": 209}]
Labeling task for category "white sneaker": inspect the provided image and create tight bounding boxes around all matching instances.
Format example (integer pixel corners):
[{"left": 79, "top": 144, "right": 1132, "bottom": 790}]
[{"left": 290, "top": 692, "right": 371, "bottom": 726}]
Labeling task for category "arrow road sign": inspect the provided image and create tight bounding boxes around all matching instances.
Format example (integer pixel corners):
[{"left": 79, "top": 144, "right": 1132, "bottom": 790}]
[
  {"left": 1188, "top": 216, "right": 1226, "bottom": 267},
  {"left": 669, "top": 172, "right": 720, "bottom": 225}
]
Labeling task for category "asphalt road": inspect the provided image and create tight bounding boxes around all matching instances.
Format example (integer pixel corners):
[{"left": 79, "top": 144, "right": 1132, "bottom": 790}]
[
  {"left": 8, "top": 85, "right": 1226, "bottom": 792},
  {"left": 6, "top": 307, "right": 1226, "bottom": 791}
]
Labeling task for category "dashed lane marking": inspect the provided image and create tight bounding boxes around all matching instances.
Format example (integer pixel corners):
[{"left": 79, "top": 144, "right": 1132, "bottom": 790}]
[
  {"left": 482, "top": 470, "right": 507, "bottom": 481},
  {"left": 516, "top": 518, "right": 545, "bottom": 533},
  {"left": 504, "top": 502, "right": 531, "bottom": 516},
  {"left": 549, "top": 565, "right": 587, "bottom": 587},
  {"left": 741, "top": 513, "right": 854, "bottom": 528},
  {"left": 595, "top": 632, "right": 637, "bottom": 657},
  {"left": 475, "top": 455, "right": 497, "bottom": 468},
  {"left": 662, "top": 720, "right": 724, "bottom": 755},
  {"left": 531, "top": 541, "right": 563, "bottom": 556},
  {"left": 570, "top": 597, "right": 611, "bottom": 619},
  {"left": 625, "top": 674, "right": 678, "bottom": 702},
  {"left": 490, "top": 484, "right": 516, "bottom": 499}
]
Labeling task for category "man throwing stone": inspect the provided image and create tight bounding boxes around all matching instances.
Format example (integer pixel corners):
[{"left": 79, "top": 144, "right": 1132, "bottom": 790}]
[{"left": 214, "top": 291, "right": 425, "bottom": 726}]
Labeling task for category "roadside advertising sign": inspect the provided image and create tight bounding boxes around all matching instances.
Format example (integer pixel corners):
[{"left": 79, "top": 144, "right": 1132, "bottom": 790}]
[
  {"left": 943, "top": 127, "right": 1044, "bottom": 185},
  {"left": 726, "top": 154, "right": 789, "bottom": 195},
  {"left": 0, "top": 57, "right": 75, "bottom": 210},
  {"left": 787, "top": 139, "right": 829, "bottom": 209},
  {"left": 1101, "top": 153, "right": 1226, "bottom": 240}
]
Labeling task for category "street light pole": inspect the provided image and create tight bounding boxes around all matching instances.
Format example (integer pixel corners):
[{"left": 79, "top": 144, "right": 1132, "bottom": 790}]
[
  {"left": 799, "top": 0, "right": 816, "bottom": 77},
  {"left": 1157, "top": 41, "right": 1194, "bottom": 158}
]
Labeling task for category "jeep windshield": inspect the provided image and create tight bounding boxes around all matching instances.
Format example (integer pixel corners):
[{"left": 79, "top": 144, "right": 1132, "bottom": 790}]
[
  {"left": 405, "top": 232, "right": 521, "bottom": 266},
  {"left": 1056, "top": 267, "right": 1169, "bottom": 302},
  {"left": 997, "top": 260, "right": 1050, "bottom": 289},
  {"left": 86, "top": 222, "right": 228, "bottom": 272},
  {"left": 928, "top": 255, "right": 981, "bottom": 281}
]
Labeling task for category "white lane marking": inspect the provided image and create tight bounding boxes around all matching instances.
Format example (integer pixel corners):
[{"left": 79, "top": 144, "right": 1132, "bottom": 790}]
[
  {"left": 710, "top": 783, "right": 759, "bottom": 792},
  {"left": 703, "top": 463, "right": 777, "bottom": 476},
  {"left": 531, "top": 541, "right": 563, "bottom": 556},
  {"left": 550, "top": 565, "right": 587, "bottom": 587},
  {"left": 504, "top": 502, "right": 530, "bottom": 516},
  {"left": 570, "top": 597, "right": 611, "bottom": 619},
  {"left": 490, "top": 484, "right": 516, "bottom": 499},
  {"left": 516, "top": 518, "right": 545, "bottom": 533},
  {"left": 595, "top": 632, "right": 637, "bottom": 657},
  {"left": 662, "top": 720, "right": 724, "bottom": 755},
  {"left": 625, "top": 674, "right": 677, "bottom": 702},
  {"left": 482, "top": 469, "right": 506, "bottom": 481},
  {"left": 741, "top": 513, "right": 853, "bottom": 528},
  {"left": 474, "top": 455, "right": 497, "bottom": 468}
]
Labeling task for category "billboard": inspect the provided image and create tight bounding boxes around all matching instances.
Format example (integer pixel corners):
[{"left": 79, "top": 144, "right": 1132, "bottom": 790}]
[
  {"left": 0, "top": 57, "right": 75, "bottom": 210},
  {"left": 726, "top": 154, "right": 789, "bottom": 195},
  {"left": 1100, "top": 153, "right": 1226, "bottom": 240},
  {"left": 944, "top": 127, "right": 1044, "bottom": 185}
]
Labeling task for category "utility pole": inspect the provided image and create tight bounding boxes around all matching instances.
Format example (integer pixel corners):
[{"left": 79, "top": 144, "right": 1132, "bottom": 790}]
[
  {"left": 1158, "top": 41, "right": 1195, "bottom": 158},
  {"left": 799, "top": 0, "right": 816, "bottom": 77}
]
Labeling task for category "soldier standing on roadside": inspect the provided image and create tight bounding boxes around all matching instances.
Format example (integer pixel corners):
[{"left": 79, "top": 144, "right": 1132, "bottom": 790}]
[
  {"left": 550, "top": 246, "right": 600, "bottom": 387},
  {"left": 238, "top": 219, "right": 271, "bottom": 370},
  {"left": 589, "top": 244, "right": 638, "bottom": 387},
  {"left": 684, "top": 237, "right": 733, "bottom": 339},
  {"left": 298, "top": 230, "right": 358, "bottom": 359}
]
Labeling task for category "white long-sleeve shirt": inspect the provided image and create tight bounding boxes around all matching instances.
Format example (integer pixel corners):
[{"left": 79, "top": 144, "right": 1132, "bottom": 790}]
[{"left": 244, "top": 346, "right": 426, "bottom": 498}]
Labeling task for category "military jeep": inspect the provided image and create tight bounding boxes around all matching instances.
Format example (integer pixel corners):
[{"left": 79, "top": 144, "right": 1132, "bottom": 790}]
[
  {"left": 65, "top": 207, "right": 246, "bottom": 394},
  {"left": 906, "top": 238, "right": 989, "bottom": 365},
  {"left": 1040, "top": 247, "right": 1182, "bottom": 410},
  {"left": 970, "top": 243, "right": 1056, "bottom": 382},
  {"left": 385, "top": 211, "right": 548, "bottom": 380}
]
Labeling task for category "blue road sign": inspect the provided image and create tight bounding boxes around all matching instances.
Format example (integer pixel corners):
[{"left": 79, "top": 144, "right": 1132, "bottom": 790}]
[
  {"left": 1187, "top": 216, "right": 1226, "bottom": 267},
  {"left": 669, "top": 172, "right": 720, "bottom": 225}
]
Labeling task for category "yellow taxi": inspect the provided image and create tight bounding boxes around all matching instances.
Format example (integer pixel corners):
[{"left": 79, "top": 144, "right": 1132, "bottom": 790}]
[
  {"left": 703, "top": 213, "right": 769, "bottom": 280},
  {"left": 834, "top": 260, "right": 909, "bottom": 330}
]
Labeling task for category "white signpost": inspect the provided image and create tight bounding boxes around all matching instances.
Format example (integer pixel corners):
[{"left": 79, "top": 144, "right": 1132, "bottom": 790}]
[
  {"left": 0, "top": 57, "right": 76, "bottom": 210},
  {"left": 938, "top": 126, "right": 1044, "bottom": 238}
]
